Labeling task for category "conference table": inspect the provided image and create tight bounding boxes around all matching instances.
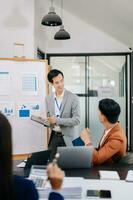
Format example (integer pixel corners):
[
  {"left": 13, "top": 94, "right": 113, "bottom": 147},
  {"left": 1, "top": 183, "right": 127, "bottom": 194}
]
[
  {"left": 13, "top": 160, "right": 133, "bottom": 180},
  {"left": 65, "top": 163, "right": 133, "bottom": 180},
  {"left": 13, "top": 160, "right": 133, "bottom": 200}
]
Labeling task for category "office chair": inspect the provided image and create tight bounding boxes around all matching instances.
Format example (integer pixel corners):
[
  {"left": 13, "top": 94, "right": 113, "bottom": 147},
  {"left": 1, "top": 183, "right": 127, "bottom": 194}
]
[{"left": 118, "top": 152, "right": 133, "bottom": 164}]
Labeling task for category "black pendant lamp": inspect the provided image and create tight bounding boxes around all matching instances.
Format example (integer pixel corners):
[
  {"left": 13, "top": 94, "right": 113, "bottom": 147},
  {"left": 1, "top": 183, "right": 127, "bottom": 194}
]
[
  {"left": 41, "top": 0, "right": 62, "bottom": 26},
  {"left": 54, "top": 0, "right": 70, "bottom": 40},
  {"left": 54, "top": 25, "right": 70, "bottom": 40}
]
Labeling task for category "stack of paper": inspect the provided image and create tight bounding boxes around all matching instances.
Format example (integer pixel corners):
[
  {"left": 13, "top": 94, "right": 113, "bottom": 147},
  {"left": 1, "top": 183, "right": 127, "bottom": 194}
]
[
  {"left": 99, "top": 170, "right": 120, "bottom": 180},
  {"left": 125, "top": 170, "right": 133, "bottom": 182},
  {"left": 38, "top": 187, "right": 82, "bottom": 199}
]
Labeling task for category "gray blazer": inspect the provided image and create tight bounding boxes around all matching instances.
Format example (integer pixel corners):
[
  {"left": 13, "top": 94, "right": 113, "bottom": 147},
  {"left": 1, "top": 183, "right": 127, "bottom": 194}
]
[{"left": 45, "top": 89, "right": 80, "bottom": 146}]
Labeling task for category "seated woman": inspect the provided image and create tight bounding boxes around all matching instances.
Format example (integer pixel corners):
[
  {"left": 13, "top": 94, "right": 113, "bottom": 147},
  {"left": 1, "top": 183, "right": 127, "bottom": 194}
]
[
  {"left": 80, "top": 98, "right": 127, "bottom": 165},
  {"left": 0, "top": 112, "right": 64, "bottom": 200}
]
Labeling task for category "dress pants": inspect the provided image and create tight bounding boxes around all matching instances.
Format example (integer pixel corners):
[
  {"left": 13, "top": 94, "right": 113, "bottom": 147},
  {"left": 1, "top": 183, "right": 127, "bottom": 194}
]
[{"left": 48, "top": 130, "right": 66, "bottom": 161}]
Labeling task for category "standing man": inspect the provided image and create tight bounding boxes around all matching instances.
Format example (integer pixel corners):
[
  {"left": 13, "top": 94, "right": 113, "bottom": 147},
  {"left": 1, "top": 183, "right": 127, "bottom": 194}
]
[{"left": 46, "top": 69, "right": 80, "bottom": 159}]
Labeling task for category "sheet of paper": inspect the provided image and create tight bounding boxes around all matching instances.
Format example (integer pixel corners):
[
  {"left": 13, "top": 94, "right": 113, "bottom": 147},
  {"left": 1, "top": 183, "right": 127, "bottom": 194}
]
[
  {"left": 18, "top": 102, "right": 41, "bottom": 118},
  {"left": 125, "top": 170, "right": 133, "bottom": 182},
  {"left": 21, "top": 73, "right": 38, "bottom": 95},
  {"left": 99, "top": 170, "right": 120, "bottom": 180},
  {"left": 16, "top": 160, "right": 27, "bottom": 168},
  {"left": 0, "top": 71, "right": 11, "bottom": 95}
]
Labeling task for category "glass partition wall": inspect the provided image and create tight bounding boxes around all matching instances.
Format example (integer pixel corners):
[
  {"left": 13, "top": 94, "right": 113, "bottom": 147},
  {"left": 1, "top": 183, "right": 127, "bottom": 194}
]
[
  {"left": 49, "top": 54, "right": 130, "bottom": 149},
  {"left": 87, "top": 56, "right": 127, "bottom": 146}
]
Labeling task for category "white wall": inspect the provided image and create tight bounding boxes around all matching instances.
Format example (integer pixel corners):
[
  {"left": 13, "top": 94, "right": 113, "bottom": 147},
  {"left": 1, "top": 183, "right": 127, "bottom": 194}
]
[
  {"left": 0, "top": 0, "right": 35, "bottom": 58},
  {"left": 35, "top": 0, "right": 129, "bottom": 54},
  {"left": 0, "top": 0, "right": 130, "bottom": 58}
]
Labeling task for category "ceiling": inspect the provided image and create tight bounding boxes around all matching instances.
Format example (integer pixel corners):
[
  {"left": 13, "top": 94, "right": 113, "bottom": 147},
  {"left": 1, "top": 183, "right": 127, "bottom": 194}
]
[{"left": 54, "top": 0, "right": 133, "bottom": 49}]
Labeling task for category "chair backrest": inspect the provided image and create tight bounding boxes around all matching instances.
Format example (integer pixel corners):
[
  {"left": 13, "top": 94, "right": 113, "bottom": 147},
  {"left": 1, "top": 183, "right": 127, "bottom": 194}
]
[{"left": 118, "top": 152, "right": 133, "bottom": 164}]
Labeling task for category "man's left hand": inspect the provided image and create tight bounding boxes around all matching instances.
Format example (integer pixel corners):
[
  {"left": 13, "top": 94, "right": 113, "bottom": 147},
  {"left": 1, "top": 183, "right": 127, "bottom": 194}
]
[{"left": 48, "top": 116, "right": 57, "bottom": 125}]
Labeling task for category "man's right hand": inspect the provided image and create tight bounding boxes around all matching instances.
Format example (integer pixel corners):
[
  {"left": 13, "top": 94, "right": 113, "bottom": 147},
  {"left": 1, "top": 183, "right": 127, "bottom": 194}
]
[
  {"left": 47, "top": 163, "right": 65, "bottom": 190},
  {"left": 80, "top": 128, "right": 92, "bottom": 145}
]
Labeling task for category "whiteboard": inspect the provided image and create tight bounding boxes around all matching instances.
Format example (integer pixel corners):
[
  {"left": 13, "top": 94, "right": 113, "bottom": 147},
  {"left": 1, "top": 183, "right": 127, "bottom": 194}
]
[{"left": 0, "top": 59, "right": 48, "bottom": 154}]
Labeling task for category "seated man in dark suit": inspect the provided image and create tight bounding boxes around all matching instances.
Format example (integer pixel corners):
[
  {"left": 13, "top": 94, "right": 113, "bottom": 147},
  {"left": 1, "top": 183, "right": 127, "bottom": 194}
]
[{"left": 0, "top": 111, "right": 64, "bottom": 200}]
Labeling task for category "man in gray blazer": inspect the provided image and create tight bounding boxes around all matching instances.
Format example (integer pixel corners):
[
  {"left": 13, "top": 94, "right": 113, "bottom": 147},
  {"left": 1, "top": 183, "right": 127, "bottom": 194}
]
[{"left": 46, "top": 69, "right": 80, "bottom": 159}]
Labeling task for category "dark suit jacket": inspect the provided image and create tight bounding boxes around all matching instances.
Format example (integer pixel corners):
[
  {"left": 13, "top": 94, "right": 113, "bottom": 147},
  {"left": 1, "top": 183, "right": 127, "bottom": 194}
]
[
  {"left": 14, "top": 175, "right": 64, "bottom": 200},
  {"left": 93, "top": 123, "right": 127, "bottom": 165},
  {"left": 14, "top": 175, "right": 38, "bottom": 200},
  {"left": 49, "top": 192, "right": 64, "bottom": 200}
]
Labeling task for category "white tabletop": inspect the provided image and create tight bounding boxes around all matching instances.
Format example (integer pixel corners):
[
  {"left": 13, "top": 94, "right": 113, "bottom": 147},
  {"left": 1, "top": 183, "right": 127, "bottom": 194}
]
[
  {"left": 39, "top": 177, "right": 133, "bottom": 200},
  {"left": 83, "top": 179, "right": 133, "bottom": 200}
]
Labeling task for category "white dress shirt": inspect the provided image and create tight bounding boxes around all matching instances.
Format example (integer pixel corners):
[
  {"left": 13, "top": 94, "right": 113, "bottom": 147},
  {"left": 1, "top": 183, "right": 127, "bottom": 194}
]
[{"left": 53, "top": 90, "right": 65, "bottom": 132}]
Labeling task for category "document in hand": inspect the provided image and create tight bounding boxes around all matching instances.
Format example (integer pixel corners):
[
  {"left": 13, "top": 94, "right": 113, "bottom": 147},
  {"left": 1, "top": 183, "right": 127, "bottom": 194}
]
[
  {"left": 30, "top": 115, "right": 50, "bottom": 127},
  {"left": 125, "top": 170, "right": 133, "bottom": 182},
  {"left": 99, "top": 170, "right": 120, "bottom": 180}
]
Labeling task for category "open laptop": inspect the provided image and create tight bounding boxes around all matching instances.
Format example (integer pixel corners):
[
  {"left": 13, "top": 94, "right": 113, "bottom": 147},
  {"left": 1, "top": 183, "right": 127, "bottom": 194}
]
[{"left": 57, "top": 146, "right": 93, "bottom": 169}]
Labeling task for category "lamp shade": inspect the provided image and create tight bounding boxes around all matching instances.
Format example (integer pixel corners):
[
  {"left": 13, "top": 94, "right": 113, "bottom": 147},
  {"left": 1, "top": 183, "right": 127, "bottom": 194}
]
[
  {"left": 54, "top": 25, "right": 70, "bottom": 40},
  {"left": 41, "top": 7, "right": 62, "bottom": 26}
]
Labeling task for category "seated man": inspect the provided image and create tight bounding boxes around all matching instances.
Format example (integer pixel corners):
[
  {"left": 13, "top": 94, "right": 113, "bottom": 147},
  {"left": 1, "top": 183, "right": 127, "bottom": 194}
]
[{"left": 80, "top": 98, "right": 127, "bottom": 165}]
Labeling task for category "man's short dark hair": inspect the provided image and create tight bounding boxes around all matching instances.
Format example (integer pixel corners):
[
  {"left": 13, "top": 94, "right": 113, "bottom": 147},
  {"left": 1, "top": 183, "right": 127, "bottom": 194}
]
[
  {"left": 47, "top": 69, "right": 64, "bottom": 83},
  {"left": 98, "top": 98, "right": 121, "bottom": 123}
]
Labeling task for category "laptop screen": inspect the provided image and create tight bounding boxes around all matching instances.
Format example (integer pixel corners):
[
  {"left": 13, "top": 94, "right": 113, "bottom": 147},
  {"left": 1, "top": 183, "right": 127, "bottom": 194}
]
[{"left": 57, "top": 146, "right": 93, "bottom": 169}]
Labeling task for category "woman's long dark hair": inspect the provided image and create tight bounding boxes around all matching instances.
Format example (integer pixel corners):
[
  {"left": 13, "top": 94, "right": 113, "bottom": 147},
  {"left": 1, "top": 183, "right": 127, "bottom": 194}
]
[{"left": 0, "top": 113, "right": 16, "bottom": 199}]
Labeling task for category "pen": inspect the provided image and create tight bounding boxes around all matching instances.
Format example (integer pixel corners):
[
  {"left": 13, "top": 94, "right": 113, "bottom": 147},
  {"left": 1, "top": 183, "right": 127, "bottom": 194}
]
[{"left": 52, "top": 152, "right": 60, "bottom": 165}]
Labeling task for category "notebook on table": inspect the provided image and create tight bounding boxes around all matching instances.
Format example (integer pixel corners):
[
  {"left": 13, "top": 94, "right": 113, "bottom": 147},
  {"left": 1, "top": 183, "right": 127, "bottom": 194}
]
[{"left": 72, "top": 137, "right": 85, "bottom": 146}]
